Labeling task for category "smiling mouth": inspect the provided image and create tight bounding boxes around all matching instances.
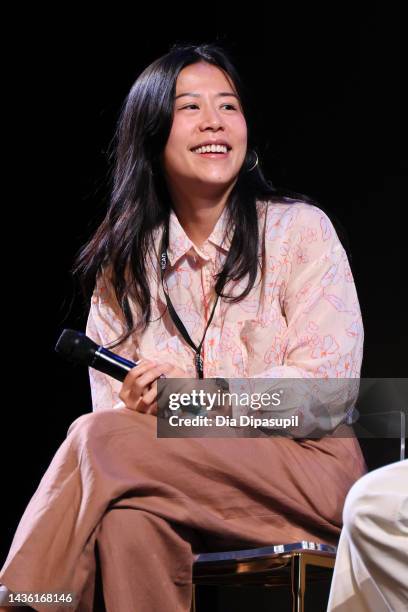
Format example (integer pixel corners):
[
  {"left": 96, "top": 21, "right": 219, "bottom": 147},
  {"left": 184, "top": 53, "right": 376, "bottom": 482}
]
[
  {"left": 190, "top": 144, "right": 232, "bottom": 156},
  {"left": 191, "top": 150, "right": 231, "bottom": 158}
]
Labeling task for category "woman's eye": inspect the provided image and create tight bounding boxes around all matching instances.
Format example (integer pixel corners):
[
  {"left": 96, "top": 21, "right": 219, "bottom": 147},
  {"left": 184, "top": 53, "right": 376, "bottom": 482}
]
[{"left": 181, "top": 104, "right": 237, "bottom": 110}]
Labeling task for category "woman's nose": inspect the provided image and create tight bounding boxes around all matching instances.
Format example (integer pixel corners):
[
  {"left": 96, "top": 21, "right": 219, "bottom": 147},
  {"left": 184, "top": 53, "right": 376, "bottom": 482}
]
[{"left": 198, "top": 106, "right": 225, "bottom": 130}]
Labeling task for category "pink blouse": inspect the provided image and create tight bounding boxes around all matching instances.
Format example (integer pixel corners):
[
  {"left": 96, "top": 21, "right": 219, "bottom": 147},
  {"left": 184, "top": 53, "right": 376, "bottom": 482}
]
[{"left": 86, "top": 199, "right": 364, "bottom": 416}]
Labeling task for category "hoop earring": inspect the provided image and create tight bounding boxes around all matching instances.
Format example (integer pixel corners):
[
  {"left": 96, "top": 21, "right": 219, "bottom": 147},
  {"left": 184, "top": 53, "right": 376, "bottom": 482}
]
[{"left": 247, "top": 150, "right": 259, "bottom": 172}]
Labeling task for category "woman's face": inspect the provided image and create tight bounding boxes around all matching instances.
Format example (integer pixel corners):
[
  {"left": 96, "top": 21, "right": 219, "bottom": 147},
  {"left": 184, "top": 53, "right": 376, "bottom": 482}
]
[{"left": 162, "top": 61, "right": 248, "bottom": 197}]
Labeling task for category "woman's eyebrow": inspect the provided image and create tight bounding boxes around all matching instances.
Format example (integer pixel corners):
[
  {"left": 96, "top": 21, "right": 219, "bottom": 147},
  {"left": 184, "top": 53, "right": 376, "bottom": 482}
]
[{"left": 174, "top": 92, "right": 239, "bottom": 100}]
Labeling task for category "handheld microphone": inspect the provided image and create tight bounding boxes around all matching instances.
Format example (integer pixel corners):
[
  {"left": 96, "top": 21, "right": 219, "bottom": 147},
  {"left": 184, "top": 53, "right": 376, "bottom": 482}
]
[
  {"left": 55, "top": 329, "right": 228, "bottom": 417},
  {"left": 55, "top": 329, "right": 141, "bottom": 382}
]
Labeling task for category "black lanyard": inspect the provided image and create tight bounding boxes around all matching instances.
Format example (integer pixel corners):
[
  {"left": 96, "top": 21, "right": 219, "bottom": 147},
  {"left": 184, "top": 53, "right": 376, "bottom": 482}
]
[{"left": 159, "top": 219, "right": 223, "bottom": 379}]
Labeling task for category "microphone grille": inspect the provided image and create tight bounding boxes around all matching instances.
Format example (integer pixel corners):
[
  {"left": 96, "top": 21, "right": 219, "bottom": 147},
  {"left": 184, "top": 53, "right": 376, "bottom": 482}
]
[{"left": 55, "top": 329, "right": 98, "bottom": 366}]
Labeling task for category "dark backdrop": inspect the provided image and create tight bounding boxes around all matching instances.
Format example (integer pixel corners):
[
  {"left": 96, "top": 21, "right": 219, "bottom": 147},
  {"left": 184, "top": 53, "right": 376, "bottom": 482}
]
[{"left": 2, "top": 3, "right": 406, "bottom": 602}]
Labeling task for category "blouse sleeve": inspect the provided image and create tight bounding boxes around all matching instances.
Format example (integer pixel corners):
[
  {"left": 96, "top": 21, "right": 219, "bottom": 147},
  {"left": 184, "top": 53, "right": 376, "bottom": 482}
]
[
  {"left": 273, "top": 203, "right": 364, "bottom": 379},
  {"left": 85, "top": 271, "right": 139, "bottom": 412},
  {"left": 230, "top": 203, "right": 364, "bottom": 433}
]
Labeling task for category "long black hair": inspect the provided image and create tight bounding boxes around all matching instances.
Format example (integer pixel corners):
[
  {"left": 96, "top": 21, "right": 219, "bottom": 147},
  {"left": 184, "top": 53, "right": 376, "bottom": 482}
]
[{"left": 72, "top": 42, "right": 319, "bottom": 349}]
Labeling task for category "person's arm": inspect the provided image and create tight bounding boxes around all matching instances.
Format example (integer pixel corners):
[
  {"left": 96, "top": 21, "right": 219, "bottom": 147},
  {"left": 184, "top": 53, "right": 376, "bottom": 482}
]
[
  {"left": 85, "top": 269, "right": 193, "bottom": 413},
  {"left": 269, "top": 203, "right": 363, "bottom": 378},
  {"left": 230, "top": 204, "right": 364, "bottom": 434},
  {"left": 85, "top": 270, "right": 139, "bottom": 412}
]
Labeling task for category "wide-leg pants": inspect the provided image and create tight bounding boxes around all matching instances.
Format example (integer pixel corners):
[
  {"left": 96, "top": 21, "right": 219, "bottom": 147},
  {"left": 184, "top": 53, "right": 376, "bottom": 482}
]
[
  {"left": 327, "top": 459, "right": 408, "bottom": 612},
  {"left": 0, "top": 407, "right": 366, "bottom": 611}
]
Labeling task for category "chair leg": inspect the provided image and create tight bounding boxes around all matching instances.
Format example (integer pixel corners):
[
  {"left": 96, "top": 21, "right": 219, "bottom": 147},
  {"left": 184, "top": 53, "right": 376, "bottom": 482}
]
[
  {"left": 190, "top": 583, "right": 197, "bottom": 612},
  {"left": 291, "top": 553, "right": 306, "bottom": 612}
]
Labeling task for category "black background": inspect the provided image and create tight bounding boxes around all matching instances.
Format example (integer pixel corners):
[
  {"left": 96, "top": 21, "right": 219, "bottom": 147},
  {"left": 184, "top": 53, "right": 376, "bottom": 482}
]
[{"left": 2, "top": 3, "right": 407, "bottom": 606}]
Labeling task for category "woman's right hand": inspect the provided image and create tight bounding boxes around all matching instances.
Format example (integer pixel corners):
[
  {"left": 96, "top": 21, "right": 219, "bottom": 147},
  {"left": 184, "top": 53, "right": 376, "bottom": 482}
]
[{"left": 118, "top": 359, "right": 188, "bottom": 414}]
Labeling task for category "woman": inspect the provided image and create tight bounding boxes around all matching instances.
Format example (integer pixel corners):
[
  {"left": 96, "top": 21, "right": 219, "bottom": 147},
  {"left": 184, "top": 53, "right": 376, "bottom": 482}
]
[{"left": 0, "top": 43, "right": 366, "bottom": 612}]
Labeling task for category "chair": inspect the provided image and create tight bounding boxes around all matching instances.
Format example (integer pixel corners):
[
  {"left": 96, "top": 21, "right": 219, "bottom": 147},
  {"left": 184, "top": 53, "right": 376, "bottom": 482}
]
[
  {"left": 191, "top": 541, "right": 336, "bottom": 612},
  {"left": 190, "top": 405, "right": 406, "bottom": 612}
]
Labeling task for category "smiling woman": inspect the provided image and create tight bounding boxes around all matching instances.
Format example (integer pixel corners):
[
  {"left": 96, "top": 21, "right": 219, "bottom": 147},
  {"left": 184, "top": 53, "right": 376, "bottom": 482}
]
[
  {"left": 0, "top": 42, "right": 366, "bottom": 612},
  {"left": 162, "top": 61, "right": 248, "bottom": 248}
]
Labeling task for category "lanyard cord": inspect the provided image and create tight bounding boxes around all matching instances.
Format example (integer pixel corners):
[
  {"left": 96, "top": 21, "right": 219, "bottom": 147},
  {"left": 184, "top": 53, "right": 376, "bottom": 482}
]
[{"left": 159, "top": 219, "right": 223, "bottom": 379}]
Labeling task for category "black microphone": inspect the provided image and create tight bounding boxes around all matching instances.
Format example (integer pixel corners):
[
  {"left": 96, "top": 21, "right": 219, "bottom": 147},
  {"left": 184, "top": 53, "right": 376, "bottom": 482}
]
[
  {"left": 55, "top": 329, "right": 141, "bottom": 382},
  {"left": 55, "top": 329, "right": 224, "bottom": 417}
]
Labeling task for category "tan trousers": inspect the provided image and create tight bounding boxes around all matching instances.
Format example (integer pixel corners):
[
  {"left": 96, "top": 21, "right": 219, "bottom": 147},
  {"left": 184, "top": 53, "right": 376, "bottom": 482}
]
[
  {"left": 327, "top": 459, "right": 408, "bottom": 612},
  {"left": 0, "top": 407, "right": 366, "bottom": 611}
]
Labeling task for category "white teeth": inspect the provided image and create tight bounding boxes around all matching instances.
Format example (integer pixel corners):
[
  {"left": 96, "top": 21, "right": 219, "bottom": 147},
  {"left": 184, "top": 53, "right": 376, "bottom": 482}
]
[{"left": 192, "top": 144, "right": 229, "bottom": 154}]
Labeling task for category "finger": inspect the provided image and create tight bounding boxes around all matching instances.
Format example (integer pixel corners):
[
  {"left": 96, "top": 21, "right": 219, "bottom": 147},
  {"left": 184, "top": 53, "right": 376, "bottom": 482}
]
[
  {"left": 135, "top": 389, "right": 159, "bottom": 414},
  {"left": 138, "top": 383, "right": 157, "bottom": 407},
  {"left": 135, "top": 365, "right": 171, "bottom": 392},
  {"left": 125, "top": 360, "right": 158, "bottom": 382},
  {"left": 121, "top": 360, "right": 158, "bottom": 391},
  {"left": 144, "top": 401, "right": 158, "bottom": 416},
  {"left": 158, "top": 363, "right": 188, "bottom": 378},
  {"left": 120, "top": 363, "right": 168, "bottom": 408}
]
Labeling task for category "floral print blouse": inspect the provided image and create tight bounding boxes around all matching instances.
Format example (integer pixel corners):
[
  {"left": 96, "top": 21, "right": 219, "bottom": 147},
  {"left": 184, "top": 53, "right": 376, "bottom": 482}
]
[{"left": 85, "top": 199, "right": 364, "bottom": 416}]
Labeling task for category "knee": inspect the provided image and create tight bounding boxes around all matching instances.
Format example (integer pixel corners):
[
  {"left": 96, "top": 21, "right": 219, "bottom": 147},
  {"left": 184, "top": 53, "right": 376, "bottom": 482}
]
[
  {"left": 66, "top": 407, "right": 145, "bottom": 442},
  {"left": 342, "top": 469, "right": 384, "bottom": 545},
  {"left": 66, "top": 410, "right": 119, "bottom": 439},
  {"left": 342, "top": 480, "right": 366, "bottom": 540}
]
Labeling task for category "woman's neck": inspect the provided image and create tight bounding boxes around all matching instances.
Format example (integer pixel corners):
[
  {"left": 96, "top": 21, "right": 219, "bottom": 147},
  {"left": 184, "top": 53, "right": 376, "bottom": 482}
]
[
  {"left": 170, "top": 187, "right": 233, "bottom": 248},
  {"left": 174, "top": 203, "right": 224, "bottom": 247}
]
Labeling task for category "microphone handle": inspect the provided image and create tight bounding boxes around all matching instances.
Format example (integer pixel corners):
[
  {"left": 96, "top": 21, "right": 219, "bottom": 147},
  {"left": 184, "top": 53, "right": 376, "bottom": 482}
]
[
  {"left": 91, "top": 347, "right": 140, "bottom": 382},
  {"left": 92, "top": 348, "right": 166, "bottom": 382}
]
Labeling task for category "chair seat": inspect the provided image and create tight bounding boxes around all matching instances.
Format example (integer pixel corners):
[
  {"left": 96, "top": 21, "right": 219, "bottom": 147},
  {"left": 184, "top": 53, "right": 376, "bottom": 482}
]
[
  {"left": 195, "top": 541, "right": 336, "bottom": 563},
  {"left": 191, "top": 542, "right": 337, "bottom": 611}
]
